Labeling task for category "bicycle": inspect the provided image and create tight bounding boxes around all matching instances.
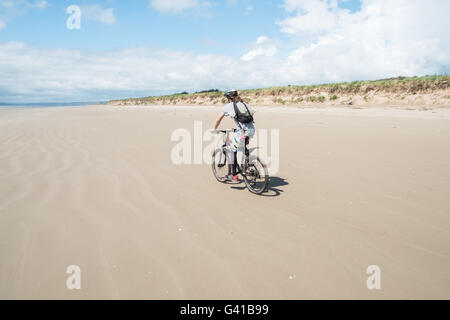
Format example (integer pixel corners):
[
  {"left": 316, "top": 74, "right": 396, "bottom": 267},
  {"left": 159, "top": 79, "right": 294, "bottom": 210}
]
[{"left": 211, "top": 129, "right": 269, "bottom": 195}]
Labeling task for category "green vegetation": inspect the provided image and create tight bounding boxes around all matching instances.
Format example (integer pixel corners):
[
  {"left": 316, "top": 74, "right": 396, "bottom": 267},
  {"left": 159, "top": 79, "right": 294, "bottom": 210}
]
[
  {"left": 273, "top": 98, "right": 287, "bottom": 104},
  {"left": 195, "top": 89, "right": 220, "bottom": 94},
  {"left": 240, "top": 75, "right": 449, "bottom": 96},
  {"left": 107, "top": 75, "right": 449, "bottom": 106},
  {"left": 306, "top": 95, "right": 325, "bottom": 103},
  {"left": 307, "top": 96, "right": 317, "bottom": 103}
]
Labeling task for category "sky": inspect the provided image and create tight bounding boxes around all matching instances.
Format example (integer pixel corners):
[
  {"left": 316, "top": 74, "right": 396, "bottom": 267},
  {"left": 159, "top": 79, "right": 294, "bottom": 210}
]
[{"left": 0, "top": 0, "right": 449, "bottom": 102}]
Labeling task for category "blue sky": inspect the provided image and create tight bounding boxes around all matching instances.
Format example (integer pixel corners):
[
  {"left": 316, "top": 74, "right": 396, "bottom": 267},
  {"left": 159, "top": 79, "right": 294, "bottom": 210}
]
[
  {"left": 0, "top": 0, "right": 360, "bottom": 55},
  {"left": 0, "top": 0, "right": 448, "bottom": 102}
]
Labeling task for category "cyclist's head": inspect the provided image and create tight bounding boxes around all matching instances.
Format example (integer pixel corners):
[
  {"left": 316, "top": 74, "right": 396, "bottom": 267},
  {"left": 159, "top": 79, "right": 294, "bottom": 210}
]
[{"left": 224, "top": 89, "right": 238, "bottom": 101}]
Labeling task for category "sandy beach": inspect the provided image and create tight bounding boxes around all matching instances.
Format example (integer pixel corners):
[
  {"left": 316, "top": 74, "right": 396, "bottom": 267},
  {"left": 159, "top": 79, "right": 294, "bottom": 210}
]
[{"left": 0, "top": 105, "right": 449, "bottom": 299}]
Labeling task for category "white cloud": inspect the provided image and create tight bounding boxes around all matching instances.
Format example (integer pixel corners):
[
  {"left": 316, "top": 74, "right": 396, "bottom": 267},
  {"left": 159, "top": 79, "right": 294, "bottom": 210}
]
[
  {"left": 81, "top": 5, "right": 116, "bottom": 25},
  {"left": 256, "top": 36, "right": 268, "bottom": 44},
  {"left": 0, "top": 41, "right": 291, "bottom": 102},
  {"left": 149, "top": 0, "right": 201, "bottom": 13},
  {"left": 1, "top": 0, "right": 449, "bottom": 102},
  {"left": 278, "top": 0, "right": 450, "bottom": 82},
  {"left": 0, "top": 0, "right": 48, "bottom": 11},
  {"left": 241, "top": 36, "right": 278, "bottom": 61},
  {"left": 280, "top": 0, "right": 341, "bottom": 35},
  {"left": 0, "top": 0, "right": 48, "bottom": 30},
  {"left": 0, "top": 0, "right": 18, "bottom": 9},
  {"left": 33, "top": 1, "right": 47, "bottom": 9}
]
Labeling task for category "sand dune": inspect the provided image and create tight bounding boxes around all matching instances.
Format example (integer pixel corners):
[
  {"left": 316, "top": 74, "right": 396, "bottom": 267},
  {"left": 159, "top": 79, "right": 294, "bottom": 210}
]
[
  {"left": 0, "top": 105, "right": 449, "bottom": 299},
  {"left": 107, "top": 75, "right": 450, "bottom": 108}
]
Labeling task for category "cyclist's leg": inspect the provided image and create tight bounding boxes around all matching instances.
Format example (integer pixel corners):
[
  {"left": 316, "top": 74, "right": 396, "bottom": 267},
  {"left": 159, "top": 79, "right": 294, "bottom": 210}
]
[
  {"left": 225, "top": 142, "right": 237, "bottom": 176},
  {"left": 238, "top": 127, "right": 255, "bottom": 162},
  {"left": 245, "top": 137, "right": 250, "bottom": 157},
  {"left": 232, "top": 151, "right": 238, "bottom": 175},
  {"left": 225, "top": 131, "right": 238, "bottom": 175},
  {"left": 225, "top": 149, "right": 238, "bottom": 175},
  {"left": 225, "top": 150, "right": 238, "bottom": 181},
  {"left": 226, "top": 150, "right": 233, "bottom": 175}
]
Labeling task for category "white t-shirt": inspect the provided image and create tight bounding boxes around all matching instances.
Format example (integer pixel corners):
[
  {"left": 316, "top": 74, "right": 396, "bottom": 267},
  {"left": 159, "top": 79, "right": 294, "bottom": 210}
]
[{"left": 222, "top": 102, "right": 255, "bottom": 130}]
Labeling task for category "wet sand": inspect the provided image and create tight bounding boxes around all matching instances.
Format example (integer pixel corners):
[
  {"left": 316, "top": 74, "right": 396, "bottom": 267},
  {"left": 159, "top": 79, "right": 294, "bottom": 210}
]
[{"left": 0, "top": 105, "right": 449, "bottom": 299}]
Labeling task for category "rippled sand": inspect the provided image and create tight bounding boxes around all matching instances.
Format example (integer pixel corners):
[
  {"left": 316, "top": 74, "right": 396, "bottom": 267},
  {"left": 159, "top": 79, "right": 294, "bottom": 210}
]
[{"left": 0, "top": 105, "right": 449, "bottom": 299}]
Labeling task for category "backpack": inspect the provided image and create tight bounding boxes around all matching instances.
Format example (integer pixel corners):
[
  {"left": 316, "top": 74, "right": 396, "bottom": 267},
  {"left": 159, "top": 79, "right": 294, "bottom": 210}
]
[{"left": 233, "top": 102, "right": 254, "bottom": 124}]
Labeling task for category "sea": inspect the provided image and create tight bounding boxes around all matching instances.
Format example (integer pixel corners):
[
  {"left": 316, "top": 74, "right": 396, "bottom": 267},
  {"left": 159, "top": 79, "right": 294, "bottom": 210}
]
[{"left": 0, "top": 102, "right": 106, "bottom": 108}]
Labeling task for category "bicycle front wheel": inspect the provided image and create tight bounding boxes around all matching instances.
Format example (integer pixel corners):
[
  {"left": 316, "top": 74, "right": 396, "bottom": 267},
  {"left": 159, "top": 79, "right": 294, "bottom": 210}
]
[{"left": 211, "top": 148, "right": 228, "bottom": 183}]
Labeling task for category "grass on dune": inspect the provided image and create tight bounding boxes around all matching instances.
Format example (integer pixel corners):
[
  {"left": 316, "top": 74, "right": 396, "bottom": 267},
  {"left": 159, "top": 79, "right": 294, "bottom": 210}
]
[{"left": 108, "top": 75, "right": 449, "bottom": 105}]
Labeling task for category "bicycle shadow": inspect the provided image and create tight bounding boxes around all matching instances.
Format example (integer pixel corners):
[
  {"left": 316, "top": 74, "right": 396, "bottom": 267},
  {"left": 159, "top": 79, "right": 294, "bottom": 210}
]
[{"left": 230, "top": 176, "right": 289, "bottom": 197}]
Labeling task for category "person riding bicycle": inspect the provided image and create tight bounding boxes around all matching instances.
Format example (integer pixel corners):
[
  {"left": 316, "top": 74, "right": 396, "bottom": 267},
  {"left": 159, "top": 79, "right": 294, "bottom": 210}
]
[{"left": 213, "top": 89, "right": 255, "bottom": 182}]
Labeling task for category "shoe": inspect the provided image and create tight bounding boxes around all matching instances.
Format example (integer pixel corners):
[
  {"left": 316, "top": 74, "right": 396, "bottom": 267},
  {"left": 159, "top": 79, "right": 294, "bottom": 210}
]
[{"left": 225, "top": 174, "right": 239, "bottom": 182}]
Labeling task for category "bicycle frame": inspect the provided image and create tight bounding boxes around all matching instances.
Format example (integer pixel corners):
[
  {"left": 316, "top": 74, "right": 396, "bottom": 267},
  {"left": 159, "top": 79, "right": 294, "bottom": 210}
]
[{"left": 213, "top": 129, "right": 250, "bottom": 176}]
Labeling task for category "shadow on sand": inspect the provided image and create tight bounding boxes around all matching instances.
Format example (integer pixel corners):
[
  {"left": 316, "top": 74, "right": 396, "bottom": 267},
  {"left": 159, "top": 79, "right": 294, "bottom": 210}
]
[{"left": 230, "top": 176, "right": 289, "bottom": 197}]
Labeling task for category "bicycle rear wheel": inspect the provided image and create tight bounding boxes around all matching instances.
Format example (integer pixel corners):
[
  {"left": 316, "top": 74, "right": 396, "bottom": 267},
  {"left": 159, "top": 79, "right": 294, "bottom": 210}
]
[
  {"left": 242, "top": 157, "right": 269, "bottom": 194},
  {"left": 212, "top": 148, "right": 228, "bottom": 183}
]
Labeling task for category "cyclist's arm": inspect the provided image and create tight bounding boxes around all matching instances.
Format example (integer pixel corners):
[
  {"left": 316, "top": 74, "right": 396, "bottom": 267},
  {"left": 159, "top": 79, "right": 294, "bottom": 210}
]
[{"left": 213, "top": 113, "right": 225, "bottom": 130}]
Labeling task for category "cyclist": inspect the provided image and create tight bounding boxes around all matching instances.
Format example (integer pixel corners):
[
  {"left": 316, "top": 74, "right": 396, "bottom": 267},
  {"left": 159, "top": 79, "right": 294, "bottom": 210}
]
[{"left": 212, "top": 89, "right": 255, "bottom": 182}]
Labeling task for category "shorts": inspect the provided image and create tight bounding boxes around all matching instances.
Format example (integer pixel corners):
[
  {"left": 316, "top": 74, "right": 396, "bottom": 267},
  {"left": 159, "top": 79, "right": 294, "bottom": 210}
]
[{"left": 227, "top": 127, "right": 255, "bottom": 152}]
